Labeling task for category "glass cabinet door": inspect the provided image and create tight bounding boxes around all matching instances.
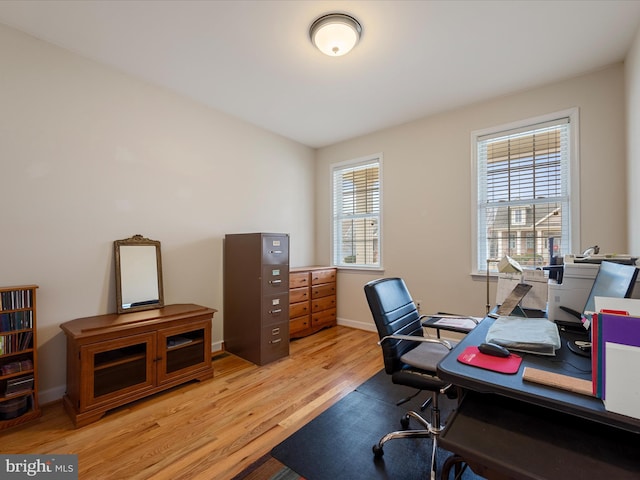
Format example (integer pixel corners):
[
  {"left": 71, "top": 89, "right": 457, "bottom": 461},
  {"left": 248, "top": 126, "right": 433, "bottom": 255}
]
[
  {"left": 81, "top": 332, "right": 155, "bottom": 409},
  {"left": 157, "top": 320, "right": 211, "bottom": 385}
]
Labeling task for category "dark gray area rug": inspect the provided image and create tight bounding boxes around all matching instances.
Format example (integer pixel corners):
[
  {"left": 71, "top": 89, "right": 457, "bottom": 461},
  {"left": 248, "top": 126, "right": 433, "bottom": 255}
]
[{"left": 271, "top": 370, "right": 484, "bottom": 480}]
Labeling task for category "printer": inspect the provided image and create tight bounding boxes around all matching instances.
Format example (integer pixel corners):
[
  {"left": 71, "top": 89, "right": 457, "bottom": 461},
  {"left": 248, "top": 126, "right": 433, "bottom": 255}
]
[{"left": 547, "top": 255, "right": 640, "bottom": 324}]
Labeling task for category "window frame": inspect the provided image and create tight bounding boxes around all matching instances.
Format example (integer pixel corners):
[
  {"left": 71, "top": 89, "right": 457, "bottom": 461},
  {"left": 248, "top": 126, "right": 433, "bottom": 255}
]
[
  {"left": 330, "top": 153, "right": 383, "bottom": 271},
  {"left": 470, "top": 108, "right": 581, "bottom": 275}
]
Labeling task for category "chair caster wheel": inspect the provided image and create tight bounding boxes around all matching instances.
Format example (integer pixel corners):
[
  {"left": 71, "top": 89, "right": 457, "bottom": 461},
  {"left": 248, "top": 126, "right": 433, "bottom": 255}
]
[
  {"left": 372, "top": 444, "right": 384, "bottom": 457},
  {"left": 401, "top": 414, "right": 410, "bottom": 429}
]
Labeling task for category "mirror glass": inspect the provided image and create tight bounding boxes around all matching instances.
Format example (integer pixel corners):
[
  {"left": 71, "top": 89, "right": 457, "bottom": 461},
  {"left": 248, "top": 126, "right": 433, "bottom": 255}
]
[{"left": 114, "top": 234, "right": 164, "bottom": 314}]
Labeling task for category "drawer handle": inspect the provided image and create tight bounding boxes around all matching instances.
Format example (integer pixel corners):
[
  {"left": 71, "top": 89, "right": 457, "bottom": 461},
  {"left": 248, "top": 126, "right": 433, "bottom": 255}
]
[
  {"left": 269, "top": 279, "right": 282, "bottom": 284},
  {"left": 272, "top": 327, "right": 280, "bottom": 335},
  {"left": 270, "top": 250, "right": 283, "bottom": 254},
  {"left": 270, "top": 338, "right": 282, "bottom": 344},
  {"left": 269, "top": 309, "right": 282, "bottom": 314}
]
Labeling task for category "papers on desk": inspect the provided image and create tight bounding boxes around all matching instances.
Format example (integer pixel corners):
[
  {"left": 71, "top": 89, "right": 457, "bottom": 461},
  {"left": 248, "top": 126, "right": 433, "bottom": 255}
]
[
  {"left": 486, "top": 316, "right": 561, "bottom": 356},
  {"left": 428, "top": 316, "right": 482, "bottom": 330}
]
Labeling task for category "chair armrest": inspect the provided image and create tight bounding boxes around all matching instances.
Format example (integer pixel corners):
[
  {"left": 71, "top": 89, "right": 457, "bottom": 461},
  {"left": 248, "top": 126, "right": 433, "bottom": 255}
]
[{"left": 378, "top": 334, "right": 452, "bottom": 350}]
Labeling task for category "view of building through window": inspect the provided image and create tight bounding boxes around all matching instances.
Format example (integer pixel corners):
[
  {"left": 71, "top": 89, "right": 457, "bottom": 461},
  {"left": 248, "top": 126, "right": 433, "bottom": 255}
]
[
  {"left": 477, "top": 119, "right": 570, "bottom": 271},
  {"left": 332, "top": 158, "right": 381, "bottom": 268}
]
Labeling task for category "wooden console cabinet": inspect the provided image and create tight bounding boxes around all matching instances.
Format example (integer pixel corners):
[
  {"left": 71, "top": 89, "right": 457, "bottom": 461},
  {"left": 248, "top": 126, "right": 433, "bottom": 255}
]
[
  {"left": 289, "top": 267, "right": 337, "bottom": 338},
  {"left": 60, "top": 304, "right": 215, "bottom": 427}
]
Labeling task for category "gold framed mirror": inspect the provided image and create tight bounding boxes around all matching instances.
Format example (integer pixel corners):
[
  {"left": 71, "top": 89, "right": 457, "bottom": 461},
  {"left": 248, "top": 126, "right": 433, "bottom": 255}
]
[{"left": 114, "top": 234, "right": 164, "bottom": 314}]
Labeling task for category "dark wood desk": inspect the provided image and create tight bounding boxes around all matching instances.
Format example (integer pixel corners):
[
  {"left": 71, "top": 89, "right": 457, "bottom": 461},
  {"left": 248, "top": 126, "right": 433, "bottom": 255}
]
[
  {"left": 437, "top": 315, "right": 640, "bottom": 433},
  {"left": 436, "top": 315, "right": 640, "bottom": 479},
  {"left": 440, "top": 391, "right": 640, "bottom": 480}
]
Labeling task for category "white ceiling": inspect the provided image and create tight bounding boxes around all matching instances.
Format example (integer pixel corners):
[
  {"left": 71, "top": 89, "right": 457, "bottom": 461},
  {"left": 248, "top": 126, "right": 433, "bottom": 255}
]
[{"left": 1, "top": 1, "right": 640, "bottom": 148}]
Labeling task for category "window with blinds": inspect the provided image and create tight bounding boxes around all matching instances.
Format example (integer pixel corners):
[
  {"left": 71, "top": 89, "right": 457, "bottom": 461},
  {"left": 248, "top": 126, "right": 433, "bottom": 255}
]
[
  {"left": 475, "top": 114, "right": 576, "bottom": 273},
  {"left": 332, "top": 156, "right": 382, "bottom": 268}
]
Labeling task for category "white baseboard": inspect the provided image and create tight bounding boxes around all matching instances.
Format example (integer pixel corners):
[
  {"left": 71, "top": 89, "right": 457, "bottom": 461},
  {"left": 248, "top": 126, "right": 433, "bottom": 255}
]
[
  {"left": 211, "top": 340, "right": 224, "bottom": 353},
  {"left": 337, "top": 317, "right": 377, "bottom": 332},
  {"left": 39, "top": 385, "right": 66, "bottom": 405}
]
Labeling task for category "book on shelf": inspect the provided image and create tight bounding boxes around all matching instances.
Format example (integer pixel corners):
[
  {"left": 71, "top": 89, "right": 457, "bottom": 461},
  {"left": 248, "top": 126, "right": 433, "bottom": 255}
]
[
  {"left": 167, "top": 336, "right": 193, "bottom": 348},
  {"left": 0, "top": 290, "right": 32, "bottom": 311},
  {"left": 0, "top": 332, "right": 32, "bottom": 355},
  {"left": 4, "top": 375, "right": 34, "bottom": 396},
  {"left": 1, "top": 359, "right": 33, "bottom": 375},
  {"left": 0, "top": 311, "right": 33, "bottom": 332}
]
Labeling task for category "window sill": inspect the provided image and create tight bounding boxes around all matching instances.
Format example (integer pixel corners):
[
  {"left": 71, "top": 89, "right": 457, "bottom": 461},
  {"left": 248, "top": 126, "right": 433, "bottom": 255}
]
[{"left": 335, "top": 266, "right": 385, "bottom": 274}]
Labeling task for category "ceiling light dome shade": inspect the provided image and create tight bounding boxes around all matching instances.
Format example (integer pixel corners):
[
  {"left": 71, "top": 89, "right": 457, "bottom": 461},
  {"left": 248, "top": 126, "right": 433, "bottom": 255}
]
[{"left": 310, "top": 13, "right": 362, "bottom": 57}]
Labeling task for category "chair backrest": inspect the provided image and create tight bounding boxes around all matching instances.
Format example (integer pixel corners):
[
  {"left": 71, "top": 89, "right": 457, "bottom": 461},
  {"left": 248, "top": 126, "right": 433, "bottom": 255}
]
[{"left": 364, "top": 277, "right": 423, "bottom": 374}]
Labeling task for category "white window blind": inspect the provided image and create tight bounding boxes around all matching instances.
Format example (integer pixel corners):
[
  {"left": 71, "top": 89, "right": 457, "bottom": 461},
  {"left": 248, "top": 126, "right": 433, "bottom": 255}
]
[
  {"left": 476, "top": 117, "right": 571, "bottom": 272},
  {"left": 332, "top": 157, "right": 381, "bottom": 268}
]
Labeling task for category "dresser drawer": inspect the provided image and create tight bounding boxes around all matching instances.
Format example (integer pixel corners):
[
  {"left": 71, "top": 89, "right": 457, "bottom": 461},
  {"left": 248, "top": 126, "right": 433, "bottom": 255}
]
[
  {"left": 290, "top": 272, "right": 310, "bottom": 289},
  {"left": 289, "top": 301, "right": 310, "bottom": 319},
  {"left": 312, "top": 308, "right": 336, "bottom": 327},
  {"left": 312, "top": 295, "right": 336, "bottom": 312},
  {"left": 290, "top": 316, "right": 310, "bottom": 335},
  {"left": 311, "top": 268, "right": 336, "bottom": 285},
  {"left": 312, "top": 283, "right": 336, "bottom": 299},
  {"left": 289, "top": 286, "right": 310, "bottom": 304}
]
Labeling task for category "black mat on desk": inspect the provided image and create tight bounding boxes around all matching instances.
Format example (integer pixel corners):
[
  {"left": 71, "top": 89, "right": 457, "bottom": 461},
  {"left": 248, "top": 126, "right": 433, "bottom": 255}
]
[{"left": 271, "top": 370, "right": 484, "bottom": 480}]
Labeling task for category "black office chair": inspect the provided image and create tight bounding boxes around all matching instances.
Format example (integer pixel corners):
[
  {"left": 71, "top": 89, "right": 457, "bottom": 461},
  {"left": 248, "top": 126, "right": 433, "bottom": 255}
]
[{"left": 364, "top": 277, "right": 457, "bottom": 478}]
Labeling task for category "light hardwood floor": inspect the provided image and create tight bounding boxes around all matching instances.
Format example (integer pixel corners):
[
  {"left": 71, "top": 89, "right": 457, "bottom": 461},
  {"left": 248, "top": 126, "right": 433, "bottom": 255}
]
[{"left": 2, "top": 326, "right": 383, "bottom": 479}]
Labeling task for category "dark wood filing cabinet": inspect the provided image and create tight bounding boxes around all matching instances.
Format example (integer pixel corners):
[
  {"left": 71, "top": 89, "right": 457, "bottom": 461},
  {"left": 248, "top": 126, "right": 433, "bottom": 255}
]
[{"left": 223, "top": 233, "right": 290, "bottom": 365}]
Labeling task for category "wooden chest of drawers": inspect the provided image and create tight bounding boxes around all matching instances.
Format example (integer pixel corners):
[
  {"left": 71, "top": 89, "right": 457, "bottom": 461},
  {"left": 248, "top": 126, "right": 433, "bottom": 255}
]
[{"left": 289, "top": 267, "right": 336, "bottom": 339}]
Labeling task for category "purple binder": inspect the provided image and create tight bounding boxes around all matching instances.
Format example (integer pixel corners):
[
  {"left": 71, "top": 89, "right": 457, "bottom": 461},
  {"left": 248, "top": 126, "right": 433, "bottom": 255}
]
[{"left": 599, "top": 313, "right": 640, "bottom": 399}]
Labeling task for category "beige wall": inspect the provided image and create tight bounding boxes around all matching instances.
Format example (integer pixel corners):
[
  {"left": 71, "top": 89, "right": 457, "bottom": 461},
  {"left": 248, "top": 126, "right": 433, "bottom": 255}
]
[
  {"left": 317, "top": 65, "right": 629, "bottom": 331},
  {"left": 3, "top": 18, "right": 637, "bottom": 405},
  {"left": 0, "top": 24, "right": 316, "bottom": 402},
  {"left": 626, "top": 26, "right": 640, "bottom": 254}
]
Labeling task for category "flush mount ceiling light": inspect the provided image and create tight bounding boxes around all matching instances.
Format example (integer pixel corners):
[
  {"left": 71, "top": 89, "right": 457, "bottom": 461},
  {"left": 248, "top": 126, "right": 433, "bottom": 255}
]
[{"left": 309, "top": 13, "right": 362, "bottom": 57}]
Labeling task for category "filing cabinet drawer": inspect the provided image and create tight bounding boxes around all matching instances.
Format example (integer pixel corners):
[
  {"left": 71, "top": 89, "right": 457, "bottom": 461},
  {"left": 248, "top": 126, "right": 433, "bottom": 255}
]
[
  {"left": 312, "top": 295, "right": 336, "bottom": 312},
  {"left": 262, "top": 265, "right": 289, "bottom": 291},
  {"left": 262, "top": 235, "right": 289, "bottom": 265},
  {"left": 312, "top": 283, "right": 336, "bottom": 299},
  {"left": 290, "top": 287, "right": 309, "bottom": 304},
  {"left": 289, "top": 301, "right": 310, "bottom": 319},
  {"left": 262, "top": 293, "right": 289, "bottom": 326},
  {"left": 311, "top": 269, "right": 336, "bottom": 285},
  {"left": 290, "top": 272, "right": 310, "bottom": 289},
  {"left": 261, "top": 322, "right": 289, "bottom": 363}
]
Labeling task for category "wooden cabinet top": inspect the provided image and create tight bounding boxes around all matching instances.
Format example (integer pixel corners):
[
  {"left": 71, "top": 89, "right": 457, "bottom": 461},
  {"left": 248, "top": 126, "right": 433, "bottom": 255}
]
[
  {"left": 60, "top": 304, "right": 217, "bottom": 340},
  {"left": 289, "top": 266, "right": 335, "bottom": 273}
]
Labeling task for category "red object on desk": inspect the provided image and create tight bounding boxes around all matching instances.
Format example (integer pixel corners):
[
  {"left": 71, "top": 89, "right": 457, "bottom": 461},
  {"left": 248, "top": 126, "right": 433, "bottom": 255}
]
[{"left": 457, "top": 346, "right": 522, "bottom": 374}]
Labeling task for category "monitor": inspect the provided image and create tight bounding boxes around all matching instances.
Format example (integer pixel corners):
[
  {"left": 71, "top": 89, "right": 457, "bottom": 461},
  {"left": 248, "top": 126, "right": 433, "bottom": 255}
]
[
  {"left": 566, "top": 261, "right": 638, "bottom": 357},
  {"left": 583, "top": 261, "right": 638, "bottom": 315}
]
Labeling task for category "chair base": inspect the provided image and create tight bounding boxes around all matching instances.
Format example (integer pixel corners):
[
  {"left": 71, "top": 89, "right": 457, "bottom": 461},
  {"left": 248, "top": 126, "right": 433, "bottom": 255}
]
[{"left": 373, "top": 407, "right": 446, "bottom": 479}]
